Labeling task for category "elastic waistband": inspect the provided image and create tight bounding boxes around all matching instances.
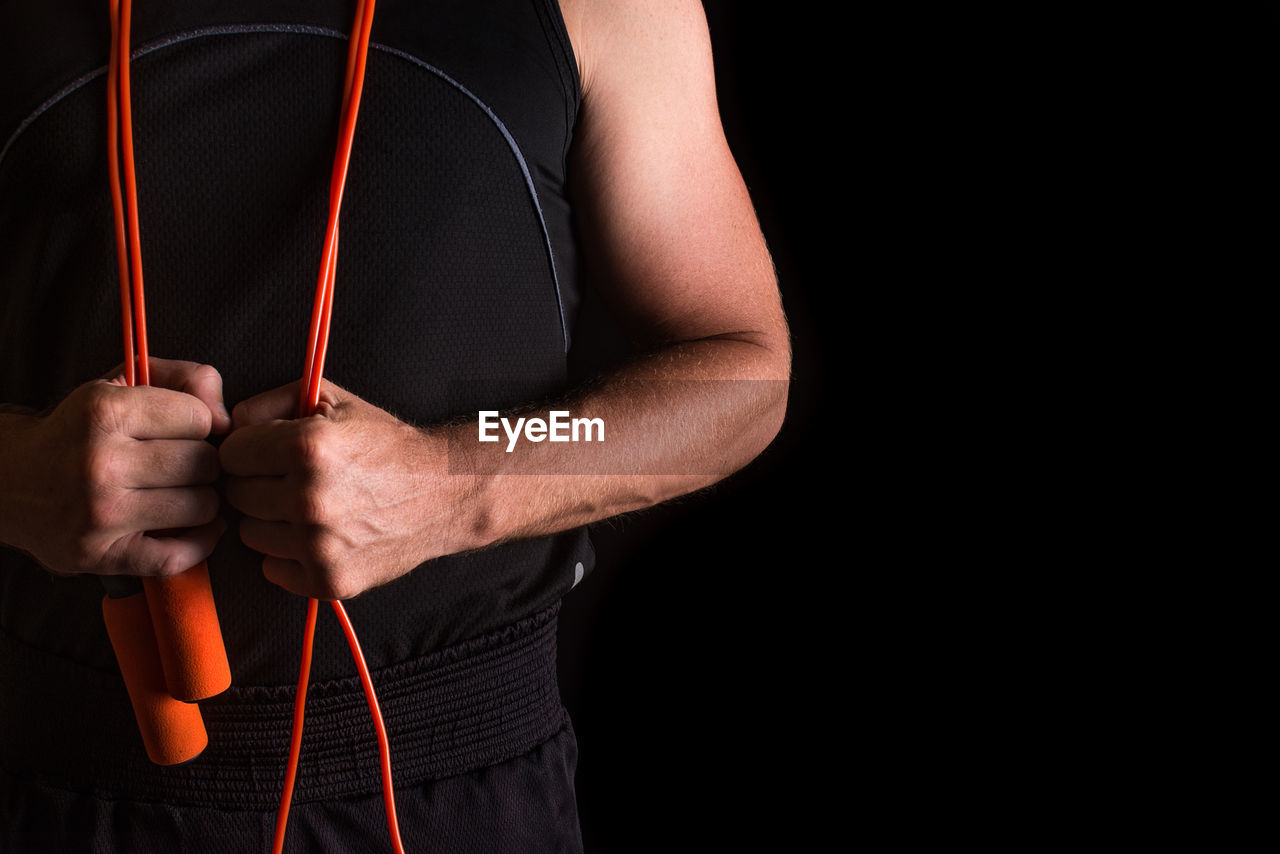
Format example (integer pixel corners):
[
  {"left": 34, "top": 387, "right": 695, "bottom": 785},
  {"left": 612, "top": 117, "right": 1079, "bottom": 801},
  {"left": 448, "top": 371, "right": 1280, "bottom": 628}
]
[{"left": 0, "top": 605, "right": 566, "bottom": 810}]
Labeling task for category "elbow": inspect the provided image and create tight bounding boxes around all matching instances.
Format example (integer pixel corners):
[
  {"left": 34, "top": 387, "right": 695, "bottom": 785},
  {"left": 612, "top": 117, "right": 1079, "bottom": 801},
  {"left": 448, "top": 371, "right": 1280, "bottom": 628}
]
[
  {"left": 733, "top": 325, "right": 791, "bottom": 465},
  {"left": 756, "top": 369, "right": 789, "bottom": 457},
  {"left": 721, "top": 314, "right": 791, "bottom": 458},
  {"left": 751, "top": 311, "right": 792, "bottom": 433},
  {"left": 751, "top": 313, "right": 792, "bottom": 459}
]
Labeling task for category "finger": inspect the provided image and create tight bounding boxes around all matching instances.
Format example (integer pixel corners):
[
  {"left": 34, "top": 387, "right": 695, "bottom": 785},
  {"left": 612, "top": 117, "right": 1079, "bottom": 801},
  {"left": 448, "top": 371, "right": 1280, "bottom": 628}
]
[
  {"left": 219, "top": 420, "right": 299, "bottom": 476},
  {"left": 239, "top": 517, "right": 299, "bottom": 560},
  {"left": 94, "top": 384, "right": 213, "bottom": 440},
  {"left": 261, "top": 556, "right": 315, "bottom": 599},
  {"left": 127, "top": 485, "right": 220, "bottom": 532},
  {"left": 261, "top": 556, "right": 356, "bottom": 601},
  {"left": 148, "top": 359, "right": 231, "bottom": 435},
  {"left": 311, "top": 379, "right": 354, "bottom": 418},
  {"left": 232, "top": 381, "right": 302, "bottom": 430},
  {"left": 110, "top": 517, "right": 227, "bottom": 577},
  {"left": 224, "top": 476, "right": 292, "bottom": 522},
  {"left": 120, "top": 439, "right": 220, "bottom": 488}
]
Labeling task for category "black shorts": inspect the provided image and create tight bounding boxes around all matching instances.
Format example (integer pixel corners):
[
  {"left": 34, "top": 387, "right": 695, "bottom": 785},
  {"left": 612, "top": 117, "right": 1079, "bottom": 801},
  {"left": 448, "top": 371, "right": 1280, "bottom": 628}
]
[{"left": 1, "top": 607, "right": 582, "bottom": 853}]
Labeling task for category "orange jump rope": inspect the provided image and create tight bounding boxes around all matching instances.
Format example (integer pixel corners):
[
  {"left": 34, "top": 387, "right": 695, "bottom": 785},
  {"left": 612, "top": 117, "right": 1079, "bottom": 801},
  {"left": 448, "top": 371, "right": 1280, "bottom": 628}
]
[{"left": 101, "top": 1, "right": 405, "bottom": 851}]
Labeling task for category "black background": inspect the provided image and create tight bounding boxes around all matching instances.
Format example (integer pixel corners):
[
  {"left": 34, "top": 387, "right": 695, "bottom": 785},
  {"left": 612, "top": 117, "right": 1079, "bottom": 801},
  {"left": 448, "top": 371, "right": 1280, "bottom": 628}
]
[{"left": 557, "top": 4, "right": 834, "bottom": 849}]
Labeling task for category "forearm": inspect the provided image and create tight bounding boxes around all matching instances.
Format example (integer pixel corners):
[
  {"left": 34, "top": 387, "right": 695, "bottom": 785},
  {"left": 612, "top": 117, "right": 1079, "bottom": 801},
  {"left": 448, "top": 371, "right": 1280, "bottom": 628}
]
[{"left": 449, "top": 334, "right": 790, "bottom": 548}]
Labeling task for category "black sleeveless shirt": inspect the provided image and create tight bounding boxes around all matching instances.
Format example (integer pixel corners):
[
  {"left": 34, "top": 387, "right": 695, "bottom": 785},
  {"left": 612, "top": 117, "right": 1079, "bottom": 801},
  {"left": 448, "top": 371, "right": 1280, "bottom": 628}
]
[{"left": 0, "top": 0, "right": 593, "bottom": 686}]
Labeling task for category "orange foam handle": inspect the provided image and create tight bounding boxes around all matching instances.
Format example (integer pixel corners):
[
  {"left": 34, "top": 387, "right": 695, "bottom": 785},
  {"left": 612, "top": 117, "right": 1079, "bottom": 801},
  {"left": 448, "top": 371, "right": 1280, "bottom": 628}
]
[
  {"left": 142, "top": 562, "right": 232, "bottom": 702},
  {"left": 102, "top": 591, "right": 208, "bottom": 765}
]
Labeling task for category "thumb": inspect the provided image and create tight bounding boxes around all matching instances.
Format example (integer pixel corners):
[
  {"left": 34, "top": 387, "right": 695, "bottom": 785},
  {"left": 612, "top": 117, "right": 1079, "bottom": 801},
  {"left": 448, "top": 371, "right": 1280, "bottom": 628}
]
[
  {"left": 231, "top": 380, "right": 303, "bottom": 430},
  {"left": 233, "top": 379, "right": 357, "bottom": 429},
  {"left": 147, "top": 359, "right": 231, "bottom": 435},
  {"left": 310, "top": 379, "right": 355, "bottom": 421}
]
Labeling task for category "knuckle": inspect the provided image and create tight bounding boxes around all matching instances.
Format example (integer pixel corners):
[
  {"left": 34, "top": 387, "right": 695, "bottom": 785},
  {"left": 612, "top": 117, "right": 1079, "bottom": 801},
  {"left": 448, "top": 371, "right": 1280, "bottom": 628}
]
[
  {"left": 329, "top": 583, "right": 356, "bottom": 601},
  {"left": 84, "top": 489, "right": 121, "bottom": 532},
  {"left": 292, "top": 422, "right": 329, "bottom": 468},
  {"left": 193, "top": 487, "right": 220, "bottom": 525},
  {"left": 83, "top": 386, "right": 124, "bottom": 433},
  {"left": 317, "top": 572, "right": 356, "bottom": 601},
  {"left": 308, "top": 531, "right": 342, "bottom": 573},
  {"left": 83, "top": 442, "right": 122, "bottom": 487},
  {"left": 296, "top": 488, "right": 328, "bottom": 525},
  {"left": 293, "top": 419, "right": 332, "bottom": 468},
  {"left": 187, "top": 399, "right": 213, "bottom": 436},
  {"left": 191, "top": 363, "right": 221, "bottom": 388},
  {"left": 303, "top": 530, "right": 328, "bottom": 567},
  {"left": 196, "top": 444, "right": 221, "bottom": 483}
]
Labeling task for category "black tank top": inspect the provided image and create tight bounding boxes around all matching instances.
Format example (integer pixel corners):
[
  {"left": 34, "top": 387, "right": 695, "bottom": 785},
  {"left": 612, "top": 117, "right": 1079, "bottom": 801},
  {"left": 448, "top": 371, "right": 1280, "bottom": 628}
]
[{"left": 0, "top": 0, "right": 593, "bottom": 686}]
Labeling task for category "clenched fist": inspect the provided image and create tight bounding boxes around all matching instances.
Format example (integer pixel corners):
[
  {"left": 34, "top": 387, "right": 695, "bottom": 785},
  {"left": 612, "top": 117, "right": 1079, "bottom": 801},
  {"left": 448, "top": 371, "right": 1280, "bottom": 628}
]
[
  {"left": 0, "top": 359, "right": 230, "bottom": 576},
  {"left": 219, "top": 380, "right": 484, "bottom": 600}
]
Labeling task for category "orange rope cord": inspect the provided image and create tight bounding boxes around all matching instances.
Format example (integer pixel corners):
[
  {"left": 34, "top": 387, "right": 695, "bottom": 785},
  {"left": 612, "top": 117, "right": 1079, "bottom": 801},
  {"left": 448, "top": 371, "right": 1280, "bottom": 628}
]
[
  {"left": 108, "top": 1, "right": 403, "bottom": 850},
  {"left": 274, "top": 1, "right": 405, "bottom": 853},
  {"left": 300, "top": 0, "right": 376, "bottom": 414},
  {"left": 332, "top": 600, "right": 406, "bottom": 854},
  {"left": 269, "top": 597, "right": 318, "bottom": 854},
  {"left": 117, "top": 0, "right": 149, "bottom": 386},
  {"left": 106, "top": 0, "right": 135, "bottom": 385}
]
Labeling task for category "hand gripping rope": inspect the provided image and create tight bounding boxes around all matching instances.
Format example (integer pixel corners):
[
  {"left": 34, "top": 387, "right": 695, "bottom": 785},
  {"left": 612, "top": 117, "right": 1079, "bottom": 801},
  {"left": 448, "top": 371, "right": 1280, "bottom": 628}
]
[{"left": 102, "top": 2, "right": 405, "bottom": 852}]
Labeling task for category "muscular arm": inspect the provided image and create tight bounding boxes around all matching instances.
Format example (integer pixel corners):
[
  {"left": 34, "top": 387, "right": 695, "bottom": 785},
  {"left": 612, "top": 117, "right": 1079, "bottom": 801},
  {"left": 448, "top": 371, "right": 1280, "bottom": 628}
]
[
  {"left": 221, "top": 0, "right": 789, "bottom": 599},
  {"left": 462, "top": 0, "right": 789, "bottom": 538}
]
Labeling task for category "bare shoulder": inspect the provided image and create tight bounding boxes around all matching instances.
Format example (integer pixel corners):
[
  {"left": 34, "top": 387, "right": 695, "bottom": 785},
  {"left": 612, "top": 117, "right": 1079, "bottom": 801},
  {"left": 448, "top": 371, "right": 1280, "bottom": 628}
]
[
  {"left": 557, "top": 0, "right": 714, "bottom": 100},
  {"left": 555, "top": 0, "right": 786, "bottom": 361}
]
